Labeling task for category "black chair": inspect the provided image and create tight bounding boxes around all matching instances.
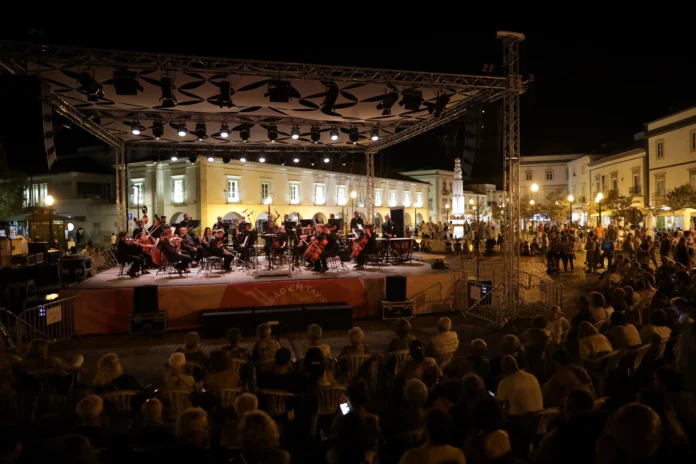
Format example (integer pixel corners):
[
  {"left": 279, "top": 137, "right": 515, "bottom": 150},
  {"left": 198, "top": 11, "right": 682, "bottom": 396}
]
[{"left": 117, "top": 259, "right": 132, "bottom": 277}]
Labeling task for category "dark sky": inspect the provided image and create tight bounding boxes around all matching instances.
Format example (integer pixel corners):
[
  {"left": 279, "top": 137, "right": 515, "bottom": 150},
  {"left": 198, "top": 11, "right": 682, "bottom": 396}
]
[{"left": 2, "top": 22, "right": 695, "bottom": 184}]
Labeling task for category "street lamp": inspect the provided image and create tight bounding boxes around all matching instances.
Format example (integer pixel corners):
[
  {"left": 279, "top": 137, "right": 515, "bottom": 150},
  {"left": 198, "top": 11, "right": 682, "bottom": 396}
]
[
  {"left": 531, "top": 183, "right": 539, "bottom": 192},
  {"left": 529, "top": 199, "right": 535, "bottom": 205},
  {"left": 567, "top": 194, "right": 574, "bottom": 225},
  {"left": 595, "top": 192, "right": 604, "bottom": 226},
  {"left": 45, "top": 195, "right": 55, "bottom": 248}
]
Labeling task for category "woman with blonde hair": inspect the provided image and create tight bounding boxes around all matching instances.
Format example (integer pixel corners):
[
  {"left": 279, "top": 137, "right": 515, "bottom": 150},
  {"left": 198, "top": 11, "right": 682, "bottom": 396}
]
[
  {"left": 94, "top": 353, "right": 143, "bottom": 393},
  {"left": 163, "top": 353, "right": 197, "bottom": 392},
  {"left": 339, "top": 327, "right": 371, "bottom": 357},
  {"left": 239, "top": 410, "right": 290, "bottom": 464},
  {"left": 302, "top": 324, "right": 332, "bottom": 359}
]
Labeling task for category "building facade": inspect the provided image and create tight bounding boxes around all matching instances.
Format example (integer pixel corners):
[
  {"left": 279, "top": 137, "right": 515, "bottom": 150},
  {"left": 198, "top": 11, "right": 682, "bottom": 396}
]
[
  {"left": 520, "top": 154, "right": 583, "bottom": 205},
  {"left": 127, "top": 158, "right": 429, "bottom": 234}
]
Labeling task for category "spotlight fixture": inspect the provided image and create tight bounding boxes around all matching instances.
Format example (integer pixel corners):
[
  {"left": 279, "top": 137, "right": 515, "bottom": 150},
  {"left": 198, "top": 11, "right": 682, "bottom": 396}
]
[
  {"left": 177, "top": 123, "right": 188, "bottom": 137},
  {"left": 323, "top": 156, "right": 330, "bottom": 164},
  {"left": 195, "top": 122, "right": 206, "bottom": 141},
  {"left": 291, "top": 125, "right": 300, "bottom": 140},
  {"left": 240, "top": 126, "right": 250, "bottom": 142},
  {"left": 152, "top": 121, "right": 164, "bottom": 140},
  {"left": 222, "top": 155, "right": 231, "bottom": 164},
  {"left": 188, "top": 154, "right": 197, "bottom": 164},
  {"left": 425, "top": 93, "right": 451, "bottom": 116},
  {"left": 207, "top": 155, "right": 215, "bottom": 162},
  {"left": 219, "top": 123, "right": 230, "bottom": 138},
  {"left": 171, "top": 153, "right": 178, "bottom": 161},
  {"left": 77, "top": 71, "right": 104, "bottom": 101},
  {"left": 399, "top": 88, "right": 423, "bottom": 111},
  {"left": 349, "top": 127, "right": 359, "bottom": 145},
  {"left": 160, "top": 77, "right": 177, "bottom": 107},
  {"left": 309, "top": 156, "right": 316, "bottom": 166},
  {"left": 279, "top": 156, "right": 286, "bottom": 165},
  {"left": 240, "top": 155, "right": 247, "bottom": 163},
  {"left": 131, "top": 122, "right": 144, "bottom": 135},
  {"left": 370, "top": 128, "right": 379, "bottom": 141},
  {"left": 267, "top": 125, "right": 278, "bottom": 143},
  {"left": 330, "top": 127, "right": 339, "bottom": 141},
  {"left": 215, "top": 81, "right": 234, "bottom": 108},
  {"left": 259, "top": 155, "right": 266, "bottom": 163},
  {"left": 293, "top": 156, "right": 300, "bottom": 163},
  {"left": 311, "top": 126, "right": 321, "bottom": 143}
]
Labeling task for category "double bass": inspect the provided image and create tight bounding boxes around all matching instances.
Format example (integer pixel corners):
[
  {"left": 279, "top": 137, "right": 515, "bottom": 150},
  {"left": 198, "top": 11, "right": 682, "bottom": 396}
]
[{"left": 352, "top": 230, "right": 370, "bottom": 258}]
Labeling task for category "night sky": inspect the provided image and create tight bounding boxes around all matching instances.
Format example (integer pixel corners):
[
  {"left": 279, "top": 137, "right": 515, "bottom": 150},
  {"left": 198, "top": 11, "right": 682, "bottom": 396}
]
[{"left": 2, "top": 23, "right": 694, "bottom": 186}]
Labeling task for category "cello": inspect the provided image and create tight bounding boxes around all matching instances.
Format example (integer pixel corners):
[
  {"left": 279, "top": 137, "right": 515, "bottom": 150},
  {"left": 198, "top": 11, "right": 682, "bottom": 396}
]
[{"left": 351, "top": 229, "right": 371, "bottom": 258}]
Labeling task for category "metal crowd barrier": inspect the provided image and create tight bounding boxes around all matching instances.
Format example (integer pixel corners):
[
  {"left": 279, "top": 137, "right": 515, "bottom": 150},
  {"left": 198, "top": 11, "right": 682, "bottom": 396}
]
[
  {"left": 11, "top": 296, "right": 81, "bottom": 353},
  {"left": 90, "top": 248, "right": 119, "bottom": 274}
]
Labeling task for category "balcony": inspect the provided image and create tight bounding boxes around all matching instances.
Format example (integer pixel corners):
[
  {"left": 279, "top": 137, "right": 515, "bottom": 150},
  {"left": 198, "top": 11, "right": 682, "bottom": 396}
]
[
  {"left": 628, "top": 186, "right": 642, "bottom": 196},
  {"left": 605, "top": 189, "right": 619, "bottom": 198}
]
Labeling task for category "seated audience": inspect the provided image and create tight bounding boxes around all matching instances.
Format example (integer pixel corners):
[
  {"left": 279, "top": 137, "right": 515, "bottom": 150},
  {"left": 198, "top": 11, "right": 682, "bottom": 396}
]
[
  {"left": 496, "top": 355, "right": 543, "bottom": 416},
  {"left": 224, "top": 328, "right": 250, "bottom": 361},
  {"left": 204, "top": 349, "right": 239, "bottom": 391},
  {"left": 595, "top": 403, "right": 664, "bottom": 464},
  {"left": 397, "top": 340, "right": 439, "bottom": 388},
  {"left": 129, "top": 398, "right": 175, "bottom": 448},
  {"left": 269, "top": 347, "right": 296, "bottom": 392},
  {"left": 521, "top": 314, "right": 551, "bottom": 348},
  {"left": 239, "top": 410, "right": 290, "bottom": 464},
  {"left": 93, "top": 353, "right": 144, "bottom": 393},
  {"left": 640, "top": 309, "right": 672, "bottom": 344},
  {"left": 542, "top": 349, "right": 594, "bottom": 408},
  {"left": 163, "top": 353, "right": 197, "bottom": 391},
  {"left": 426, "top": 317, "right": 459, "bottom": 361},
  {"left": 327, "top": 411, "right": 372, "bottom": 464},
  {"left": 487, "top": 334, "right": 525, "bottom": 391},
  {"left": 176, "top": 332, "right": 209, "bottom": 366},
  {"left": 19, "top": 339, "right": 83, "bottom": 373},
  {"left": 463, "top": 396, "right": 506, "bottom": 463},
  {"left": 165, "top": 407, "right": 212, "bottom": 461},
  {"left": 547, "top": 305, "right": 570, "bottom": 345},
  {"left": 339, "top": 327, "right": 371, "bottom": 356},
  {"left": 577, "top": 321, "right": 613, "bottom": 361},
  {"left": 399, "top": 409, "right": 466, "bottom": 464},
  {"left": 302, "top": 324, "right": 332, "bottom": 359},
  {"left": 302, "top": 347, "right": 333, "bottom": 387},
  {"left": 331, "top": 379, "right": 379, "bottom": 454},
  {"left": 607, "top": 311, "right": 642, "bottom": 349},
  {"left": 387, "top": 318, "right": 416, "bottom": 353},
  {"left": 252, "top": 323, "right": 282, "bottom": 372},
  {"left": 74, "top": 394, "right": 117, "bottom": 449},
  {"left": 234, "top": 392, "right": 259, "bottom": 417},
  {"left": 589, "top": 292, "right": 610, "bottom": 328},
  {"left": 399, "top": 378, "right": 429, "bottom": 433},
  {"left": 467, "top": 338, "right": 490, "bottom": 380}
]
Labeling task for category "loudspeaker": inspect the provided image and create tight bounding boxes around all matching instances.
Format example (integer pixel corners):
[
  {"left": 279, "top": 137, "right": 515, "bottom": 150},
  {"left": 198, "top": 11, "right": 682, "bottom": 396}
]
[
  {"left": 133, "top": 285, "right": 159, "bottom": 314},
  {"left": 202, "top": 309, "right": 255, "bottom": 338},
  {"left": 385, "top": 275, "right": 407, "bottom": 302},
  {"left": 129, "top": 311, "right": 167, "bottom": 334},
  {"left": 254, "top": 306, "right": 305, "bottom": 334},
  {"left": 389, "top": 207, "right": 405, "bottom": 238},
  {"left": 304, "top": 303, "right": 353, "bottom": 331}
]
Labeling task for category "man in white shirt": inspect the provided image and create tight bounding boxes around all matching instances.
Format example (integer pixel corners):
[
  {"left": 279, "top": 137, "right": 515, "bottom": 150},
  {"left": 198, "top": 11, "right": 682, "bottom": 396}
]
[
  {"left": 496, "top": 355, "right": 543, "bottom": 416},
  {"left": 399, "top": 409, "right": 466, "bottom": 464},
  {"left": 426, "top": 317, "right": 459, "bottom": 362}
]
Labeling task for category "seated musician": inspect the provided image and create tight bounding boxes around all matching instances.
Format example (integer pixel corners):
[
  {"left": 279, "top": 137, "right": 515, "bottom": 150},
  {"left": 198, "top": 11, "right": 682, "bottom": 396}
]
[
  {"left": 200, "top": 227, "right": 213, "bottom": 250},
  {"left": 116, "top": 231, "right": 144, "bottom": 278},
  {"left": 160, "top": 228, "right": 192, "bottom": 275},
  {"left": 210, "top": 229, "right": 233, "bottom": 272},
  {"left": 234, "top": 223, "right": 254, "bottom": 262},
  {"left": 178, "top": 227, "right": 200, "bottom": 263},
  {"left": 132, "top": 220, "right": 145, "bottom": 239},
  {"left": 382, "top": 214, "right": 396, "bottom": 238},
  {"left": 148, "top": 218, "right": 164, "bottom": 239},
  {"left": 354, "top": 224, "right": 377, "bottom": 270},
  {"left": 264, "top": 221, "right": 279, "bottom": 260},
  {"left": 177, "top": 213, "right": 191, "bottom": 230},
  {"left": 135, "top": 232, "right": 157, "bottom": 270},
  {"left": 274, "top": 227, "right": 288, "bottom": 263},
  {"left": 213, "top": 216, "right": 225, "bottom": 231},
  {"left": 312, "top": 224, "right": 337, "bottom": 273}
]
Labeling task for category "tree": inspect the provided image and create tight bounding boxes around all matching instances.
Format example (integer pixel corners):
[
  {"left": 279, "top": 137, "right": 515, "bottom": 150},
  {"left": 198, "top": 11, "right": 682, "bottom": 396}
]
[
  {"left": 545, "top": 188, "right": 572, "bottom": 224},
  {"left": 664, "top": 184, "right": 696, "bottom": 211},
  {"left": 0, "top": 145, "right": 26, "bottom": 220},
  {"left": 603, "top": 190, "right": 633, "bottom": 224},
  {"left": 490, "top": 202, "right": 506, "bottom": 222}
]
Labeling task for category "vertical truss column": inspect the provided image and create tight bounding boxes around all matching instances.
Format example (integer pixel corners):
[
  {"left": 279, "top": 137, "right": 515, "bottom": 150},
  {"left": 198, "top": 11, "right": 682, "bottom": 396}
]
[
  {"left": 115, "top": 147, "right": 127, "bottom": 233},
  {"left": 365, "top": 151, "right": 375, "bottom": 222},
  {"left": 499, "top": 31, "right": 525, "bottom": 320}
]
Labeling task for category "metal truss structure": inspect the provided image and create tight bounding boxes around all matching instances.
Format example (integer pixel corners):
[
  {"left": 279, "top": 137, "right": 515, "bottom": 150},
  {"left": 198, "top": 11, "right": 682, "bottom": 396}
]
[
  {"left": 126, "top": 142, "right": 365, "bottom": 154},
  {"left": 499, "top": 31, "right": 525, "bottom": 318}
]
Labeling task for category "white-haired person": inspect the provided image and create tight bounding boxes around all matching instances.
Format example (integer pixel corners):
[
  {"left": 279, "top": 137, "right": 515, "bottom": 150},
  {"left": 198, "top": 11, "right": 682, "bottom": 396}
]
[
  {"left": 163, "top": 407, "right": 211, "bottom": 461},
  {"left": 164, "top": 353, "right": 197, "bottom": 392},
  {"left": 302, "top": 324, "right": 332, "bottom": 359},
  {"left": 74, "top": 394, "right": 116, "bottom": 450},
  {"left": 204, "top": 349, "right": 240, "bottom": 391},
  {"left": 93, "top": 353, "right": 144, "bottom": 394},
  {"left": 221, "top": 393, "right": 260, "bottom": 448},
  {"left": 339, "top": 327, "right": 371, "bottom": 357},
  {"left": 239, "top": 410, "right": 290, "bottom": 464},
  {"left": 251, "top": 323, "right": 282, "bottom": 373},
  {"left": 130, "top": 398, "right": 176, "bottom": 448},
  {"left": 426, "top": 317, "right": 459, "bottom": 361}
]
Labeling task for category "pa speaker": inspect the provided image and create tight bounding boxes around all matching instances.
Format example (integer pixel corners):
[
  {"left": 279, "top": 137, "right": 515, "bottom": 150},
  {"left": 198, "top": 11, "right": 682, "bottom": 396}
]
[
  {"left": 133, "top": 285, "right": 159, "bottom": 314},
  {"left": 254, "top": 305, "right": 305, "bottom": 335},
  {"left": 304, "top": 303, "right": 353, "bottom": 331},
  {"left": 385, "top": 275, "right": 407, "bottom": 302},
  {"left": 202, "top": 309, "right": 255, "bottom": 338}
]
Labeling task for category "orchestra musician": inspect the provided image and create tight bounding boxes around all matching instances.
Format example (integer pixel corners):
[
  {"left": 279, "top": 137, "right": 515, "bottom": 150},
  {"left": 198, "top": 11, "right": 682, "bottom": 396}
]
[
  {"left": 117, "top": 231, "right": 145, "bottom": 278},
  {"left": 178, "top": 226, "right": 200, "bottom": 263},
  {"left": 210, "top": 229, "right": 233, "bottom": 272},
  {"left": 159, "top": 228, "right": 192, "bottom": 275},
  {"left": 230, "top": 218, "right": 240, "bottom": 244},
  {"left": 148, "top": 218, "right": 163, "bottom": 239},
  {"left": 354, "top": 224, "right": 376, "bottom": 270},
  {"left": 350, "top": 211, "right": 364, "bottom": 231},
  {"left": 382, "top": 214, "right": 396, "bottom": 238},
  {"left": 264, "top": 220, "right": 280, "bottom": 260},
  {"left": 281, "top": 214, "right": 291, "bottom": 228},
  {"left": 274, "top": 226, "right": 288, "bottom": 264},
  {"left": 177, "top": 213, "right": 191, "bottom": 230},
  {"left": 133, "top": 220, "right": 145, "bottom": 239},
  {"left": 160, "top": 216, "right": 171, "bottom": 231},
  {"left": 312, "top": 223, "right": 337, "bottom": 273},
  {"left": 200, "top": 227, "right": 213, "bottom": 248},
  {"left": 313, "top": 213, "right": 323, "bottom": 224},
  {"left": 213, "top": 216, "right": 226, "bottom": 232},
  {"left": 135, "top": 232, "right": 157, "bottom": 269},
  {"left": 234, "top": 222, "right": 254, "bottom": 262}
]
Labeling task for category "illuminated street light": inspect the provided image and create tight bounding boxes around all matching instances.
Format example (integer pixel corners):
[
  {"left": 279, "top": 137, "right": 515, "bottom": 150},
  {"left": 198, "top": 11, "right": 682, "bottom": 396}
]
[
  {"left": 350, "top": 191, "right": 357, "bottom": 199},
  {"left": 531, "top": 183, "right": 539, "bottom": 192},
  {"left": 530, "top": 199, "right": 535, "bottom": 205},
  {"left": 45, "top": 195, "right": 55, "bottom": 206}
]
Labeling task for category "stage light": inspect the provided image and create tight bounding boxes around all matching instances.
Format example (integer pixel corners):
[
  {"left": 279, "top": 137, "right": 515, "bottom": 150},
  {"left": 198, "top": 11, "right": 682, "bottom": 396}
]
[
  {"left": 215, "top": 81, "right": 233, "bottom": 108},
  {"left": 178, "top": 123, "right": 188, "bottom": 137},
  {"left": 330, "top": 127, "right": 339, "bottom": 141},
  {"left": 171, "top": 153, "right": 178, "bottom": 161},
  {"left": 291, "top": 125, "right": 300, "bottom": 140},
  {"left": 370, "top": 128, "right": 379, "bottom": 141},
  {"left": 400, "top": 88, "right": 423, "bottom": 111},
  {"left": 112, "top": 70, "right": 141, "bottom": 96},
  {"left": 208, "top": 155, "right": 215, "bottom": 162},
  {"left": 267, "top": 80, "right": 292, "bottom": 102},
  {"left": 152, "top": 121, "right": 164, "bottom": 140},
  {"left": 279, "top": 156, "right": 286, "bottom": 165},
  {"left": 188, "top": 154, "right": 197, "bottom": 164},
  {"left": 240, "top": 155, "right": 247, "bottom": 163},
  {"left": 195, "top": 122, "right": 206, "bottom": 141},
  {"left": 310, "top": 156, "right": 316, "bottom": 166},
  {"left": 160, "top": 77, "right": 177, "bottom": 107},
  {"left": 349, "top": 128, "right": 359, "bottom": 145},
  {"left": 77, "top": 71, "right": 104, "bottom": 101},
  {"left": 131, "top": 122, "right": 144, "bottom": 135},
  {"left": 259, "top": 155, "right": 266, "bottom": 163},
  {"left": 311, "top": 126, "right": 321, "bottom": 143},
  {"left": 268, "top": 125, "right": 278, "bottom": 143},
  {"left": 324, "top": 156, "right": 330, "bottom": 164},
  {"left": 240, "top": 126, "right": 250, "bottom": 142},
  {"left": 426, "top": 93, "right": 450, "bottom": 115},
  {"left": 219, "top": 124, "right": 230, "bottom": 138},
  {"left": 222, "top": 155, "right": 231, "bottom": 164},
  {"left": 293, "top": 156, "right": 300, "bottom": 163}
]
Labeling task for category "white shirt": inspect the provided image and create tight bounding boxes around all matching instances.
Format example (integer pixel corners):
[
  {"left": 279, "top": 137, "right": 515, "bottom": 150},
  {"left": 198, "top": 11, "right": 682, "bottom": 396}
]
[
  {"left": 496, "top": 370, "right": 543, "bottom": 416},
  {"left": 399, "top": 444, "right": 466, "bottom": 464}
]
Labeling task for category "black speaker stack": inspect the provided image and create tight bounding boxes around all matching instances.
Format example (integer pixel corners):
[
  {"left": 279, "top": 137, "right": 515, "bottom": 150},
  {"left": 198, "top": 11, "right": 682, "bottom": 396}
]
[
  {"left": 382, "top": 274, "right": 412, "bottom": 319},
  {"left": 130, "top": 285, "right": 166, "bottom": 334},
  {"left": 385, "top": 275, "right": 407, "bottom": 302}
]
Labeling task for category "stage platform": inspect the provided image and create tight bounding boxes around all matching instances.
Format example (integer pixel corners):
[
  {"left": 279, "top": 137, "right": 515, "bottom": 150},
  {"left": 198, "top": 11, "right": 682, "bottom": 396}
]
[{"left": 61, "top": 259, "right": 465, "bottom": 336}]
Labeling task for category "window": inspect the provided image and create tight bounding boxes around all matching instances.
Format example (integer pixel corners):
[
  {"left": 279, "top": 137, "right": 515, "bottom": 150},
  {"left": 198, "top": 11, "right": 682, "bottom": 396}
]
[
  {"left": 611, "top": 177, "right": 618, "bottom": 190},
  {"left": 289, "top": 183, "right": 299, "bottom": 204},
  {"left": 337, "top": 186, "right": 347, "bottom": 206},
  {"left": 601, "top": 175, "right": 606, "bottom": 192},
  {"left": 525, "top": 171, "right": 533, "bottom": 181},
  {"left": 227, "top": 180, "right": 239, "bottom": 202},
  {"left": 173, "top": 179, "right": 184, "bottom": 203},
  {"left": 261, "top": 183, "right": 270, "bottom": 202},
  {"left": 404, "top": 191, "right": 411, "bottom": 207},
  {"left": 656, "top": 140, "right": 664, "bottom": 159},
  {"left": 30, "top": 183, "right": 48, "bottom": 206},
  {"left": 656, "top": 178, "right": 665, "bottom": 194},
  {"left": 572, "top": 167, "right": 576, "bottom": 177},
  {"left": 132, "top": 183, "right": 143, "bottom": 205},
  {"left": 389, "top": 190, "right": 397, "bottom": 207},
  {"left": 428, "top": 199, "right": 433, "bottom": 210},
  {"left": 691, "top": 131, "right": 696, "bottom": 152},
  {"left": 581, "top": 164, "right": 585, "bottom": 174},
  {"left": 690, "top": 170, "right": 696, "bottom": 187},
  {"left": 375, "top": 190, "right": 383, "bottom": 207},
  {"left": 545, "top": 169, "right": 554, "bottom": 181},
  {"left": 314, "top": 184, "right": 326, "bottom": 204},
  {"left": 595, "top": 178, "right": 600, "bottom": 194},
  {"left": 23, "top": 186, "right": 29, "bottom": 207},
  {"left": 416, "top": 192, "right": 423, "bottom": 207},
  {"left": 358, "top": 190, "right": 365, "bottom": 207}
]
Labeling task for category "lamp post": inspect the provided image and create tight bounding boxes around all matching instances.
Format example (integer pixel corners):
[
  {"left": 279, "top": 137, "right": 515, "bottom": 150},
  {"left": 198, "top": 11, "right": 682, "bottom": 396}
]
[
  {"left": 595, "top": 192, "right": 604, "bottom": 227},
  {"left": 567, "top": 194, "right": 574, "bottom": 226},
  {"left": 45, "top": 195, "right": 55, "bottom": 248}
]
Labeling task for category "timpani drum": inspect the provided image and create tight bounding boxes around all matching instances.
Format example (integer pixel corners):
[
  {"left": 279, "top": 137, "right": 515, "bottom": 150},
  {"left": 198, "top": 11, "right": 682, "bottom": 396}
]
[{"left": 389, "top": 238, "right": 415, "bottom": 263}]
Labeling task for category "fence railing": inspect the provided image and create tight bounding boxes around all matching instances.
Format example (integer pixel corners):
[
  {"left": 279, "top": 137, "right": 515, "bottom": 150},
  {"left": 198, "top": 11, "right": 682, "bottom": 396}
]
[
  {"left": 90, "top": 247, "right": 118, "bottom": 274},
  {"left": 6, "top": 296, "right": 82, "bottom": 353}
]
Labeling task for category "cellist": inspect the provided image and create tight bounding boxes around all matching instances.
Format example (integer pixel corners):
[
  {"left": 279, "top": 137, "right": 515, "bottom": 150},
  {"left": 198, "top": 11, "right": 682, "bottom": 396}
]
[{"left": 354, "top": 224, "right": 376, "bottom": 270}]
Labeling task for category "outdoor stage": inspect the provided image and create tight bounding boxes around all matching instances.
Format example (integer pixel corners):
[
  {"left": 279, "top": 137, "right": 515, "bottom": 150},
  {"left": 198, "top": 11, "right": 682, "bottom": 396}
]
[{"left": 60, "top": 257, "right": 465, "bottom": 335}]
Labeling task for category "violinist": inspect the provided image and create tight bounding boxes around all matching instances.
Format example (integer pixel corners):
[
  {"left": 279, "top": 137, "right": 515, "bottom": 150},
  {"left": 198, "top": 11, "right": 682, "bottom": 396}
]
[
  {"left": 354, "top": 224, "right": 376, "bottom": 270},
  {"left": 159, "top": 228, "right": 192, "bottom": 276},
  {"left": 133, "top": 220, "right": 145, "bottom": 239},
  {"left": 178, "top": 227, "right": 200, "bottom": 263},
  {"left": 117, "top": 231, "right": 144, "bottom": 278},
  {"left": 234, "top": 222, "right": 253, "bottom": 262},
  {"left": 210, "top": 229, "right": 233, "bottom": 272},
  {"left": 148, "top": 218, "right": 164, "bottom": 239},
  {"left": 200, "top": 227, "right": 213, "bottom": 249}
]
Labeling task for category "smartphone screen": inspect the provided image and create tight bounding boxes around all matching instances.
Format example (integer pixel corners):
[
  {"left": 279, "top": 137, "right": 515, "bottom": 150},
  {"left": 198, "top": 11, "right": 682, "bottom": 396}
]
[
  {"left": 488, "top": 391, "right": 495, "bottom": 397},
  {"left": 340, "top": 402, "right": 351, "bottom": 415}
]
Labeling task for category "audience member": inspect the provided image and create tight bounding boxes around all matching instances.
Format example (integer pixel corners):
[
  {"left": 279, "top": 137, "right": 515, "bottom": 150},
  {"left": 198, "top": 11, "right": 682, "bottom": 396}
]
[
  {"left": 19, "top": 339, "right": 83, "bottom": 373},
  {"left": 487, "top": 335, "right": 525, "bottom": 390},
  {"left": 252, "top": 323, "right": 282, "bottom": 372},
  {"left": 521, "top": 314, "right": 551, "bottom": 347},
  {"left": 399, "top": 409, "right": 466, "bottom": 464},
  {"left": 239, "top": 410, "right": 290, "bottom": 464},
  {"left": 589, "top": 292, "right": 610, "bottom": 328},
  {"left": 93, "top": 353, "right": 144, "bottom": 393},
  {"left": 331, "top": 379, "right": 379, "bottom": 455},
  {"left": 547, "top": 305, "right": 570, "bottom": 344},
  {"left": 176, "top": 332, "right": 209, "bottom": 366},
  {"left": 339, "top": 327, "right": 371, "bottom": 356},
  {"left": 327, "top": 411, "right": 371, "bottom": 464},
  {"left": 640, "top": 309, "right": 672, "bottom": 344},
  {"left": 426, "top": 317, "right": 459, "bottom": 362},
  {"left": 387, "top": 318, "right": 416, "bottom": 353},
  {"left": 595, "top": 403, "right": 663, "bottom": 464},
  {"left": 397, "top": 340, "right": 439, "bottom": 388},
  {"left": 463, "top": 396, "right": 506, "bottom": 463},
  {"left": 74, "top": 394, "right": 117, "bottom": 449},
  {"left": 496, "top": 355, "right": 543, "bottom": 416},
  {"left": 577, "top": 321, "right": 613, "bottom": 361},
  {"left": 542, "top": 349, "right": 594, "bottom": 408},
  {"left": 163, "top": 353, "right": 196, "bottom": 391},
  {"left": 234, "top": 393, "right": 259, "bottom": 417},
  {"left": 166, "top": 407, "right": 212, "bottom": 461},
  {"left": 676, "top": 303, "right": 696, "bottom": 393},
  {"left": 204, "top": 349, "right": 239, "bottom": 390},
  {"left": 224, "top": 328, "right": 250, "bottom": 361},
  {"left": 607, "top": 311, "right": 642, "bottom": 349},
  {"left": 303, "top": 324, "right": 332, "bottom": 359},
  {"left": 129, "top": 398, "right": 175, "bottom": 448},
  {"left": 467, "top": 339, "right": 490, "bottom": 380}
]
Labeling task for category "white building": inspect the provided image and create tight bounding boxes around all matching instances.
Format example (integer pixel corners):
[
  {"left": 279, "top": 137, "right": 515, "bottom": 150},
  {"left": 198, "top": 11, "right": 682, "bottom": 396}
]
[
  {"left": 452, "top": 158, "right": 465, "bottom": 216},
  {"left": 399, "top": 168, "right": 455, "bottom": 223},
  {"left": 520, "top": 154, "right": 583, "bottom": 204}
]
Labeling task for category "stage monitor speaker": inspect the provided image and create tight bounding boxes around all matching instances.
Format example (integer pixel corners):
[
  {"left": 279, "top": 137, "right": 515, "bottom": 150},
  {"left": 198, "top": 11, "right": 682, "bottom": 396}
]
[
  {"left": 389, "top": 207, "right": 404, "bottom": 238},
  {"left": 133, "top": 285, "right": 159, "bottom": 314},
  {"left": 202, "top": 309, "right": 256, "bottom": 338},
  {"left": 254, "top": 305, "right": 305, "bottom": 334},
  {"left": 303, "top": 303, "right": 353, "bottom": 331},
  {"left": 385, "top": 275, "right": 407, "bottom": 302}
]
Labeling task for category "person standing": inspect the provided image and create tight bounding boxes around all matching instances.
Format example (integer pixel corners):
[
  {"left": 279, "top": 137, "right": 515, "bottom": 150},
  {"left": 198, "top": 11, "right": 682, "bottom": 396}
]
[
  {"left": 213, "top": 216, "right": 226, "bottom": 232},
  {"left": 350, "top": 211, "right": 364, "bottom": 231},
  {"left": 660, "top": 233, "right": 672, "bottom": 260},
  {"left": 132, "top": 220, "right": 145, "bottom": 239},
  {"left": 382, "top": 215, "right": 396, "bottom": 238},
  {"left": 561, "top": 235, "right": 575, "bottom": 272}
]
